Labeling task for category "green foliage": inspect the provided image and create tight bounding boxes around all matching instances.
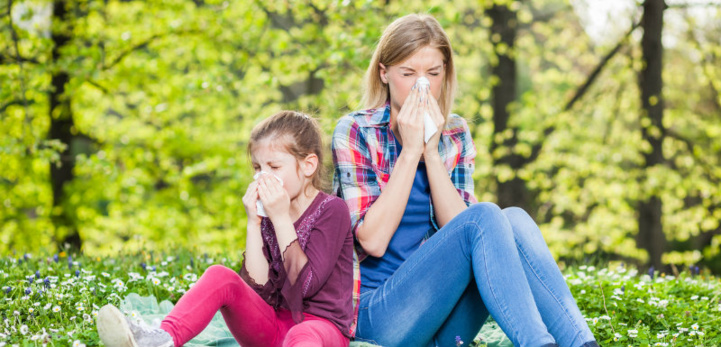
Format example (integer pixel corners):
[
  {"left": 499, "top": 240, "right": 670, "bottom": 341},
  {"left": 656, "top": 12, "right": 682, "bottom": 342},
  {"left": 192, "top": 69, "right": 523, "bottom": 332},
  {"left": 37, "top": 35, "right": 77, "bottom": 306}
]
[
  {"left": 0, "top": 249, "right": 235, "bottom": 346},
  {"left": 1, "top": 0, "right": 721, "bottom": 271},
  {"left": 568, "top": 264, "right": 721, "bottom": 346},
  {"left": 1, "top": 251, "right": 720, "bottom": 346}
]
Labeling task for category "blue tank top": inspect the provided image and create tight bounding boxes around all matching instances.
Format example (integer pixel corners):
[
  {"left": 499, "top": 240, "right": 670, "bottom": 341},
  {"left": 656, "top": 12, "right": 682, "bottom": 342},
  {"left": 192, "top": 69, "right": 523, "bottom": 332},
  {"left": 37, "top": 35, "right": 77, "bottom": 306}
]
[{"left": 360, "top": 139, "right": 434, "bottom": 293}]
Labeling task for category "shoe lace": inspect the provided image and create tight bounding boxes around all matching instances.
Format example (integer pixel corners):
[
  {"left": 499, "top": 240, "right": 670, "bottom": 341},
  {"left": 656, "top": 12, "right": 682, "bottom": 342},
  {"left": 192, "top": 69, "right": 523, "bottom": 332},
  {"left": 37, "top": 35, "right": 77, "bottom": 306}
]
[{"left": 125, "top": 316, "right": 165, "bottom": 336}]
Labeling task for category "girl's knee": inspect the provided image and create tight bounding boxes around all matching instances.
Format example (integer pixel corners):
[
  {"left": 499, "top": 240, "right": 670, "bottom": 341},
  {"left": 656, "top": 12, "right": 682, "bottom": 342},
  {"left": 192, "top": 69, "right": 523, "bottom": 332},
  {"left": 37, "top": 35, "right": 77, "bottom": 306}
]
[
  {"left": 283, "top": 323, "right": 323, "bottom": 347},
  {"left": 200, "top": 265, "right": 247, "bottom": 290},
  {"left": 283, "top": 320, "right": 347, "bottom": 347},
  {"left": 203, "top": 264, "right": 236, "bottom": 278}
]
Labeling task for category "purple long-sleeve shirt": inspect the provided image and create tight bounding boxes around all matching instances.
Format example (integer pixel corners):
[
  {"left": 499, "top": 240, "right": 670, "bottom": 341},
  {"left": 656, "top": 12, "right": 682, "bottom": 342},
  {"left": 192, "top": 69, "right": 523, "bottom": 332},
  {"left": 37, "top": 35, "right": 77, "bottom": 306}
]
[{"left": 239, "top": 192, "right": 354, "bottom": 338}]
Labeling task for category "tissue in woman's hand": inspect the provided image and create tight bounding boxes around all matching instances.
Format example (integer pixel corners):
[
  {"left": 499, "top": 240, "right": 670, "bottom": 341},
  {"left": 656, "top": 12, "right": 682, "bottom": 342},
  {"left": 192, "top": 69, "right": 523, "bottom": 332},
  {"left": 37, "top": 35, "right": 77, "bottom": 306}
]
[
  {"left": 415, "top": 77, "right": 437, "bottom": 143},
  {"left": 423, "top": 111, "right": 437, "bottom": 143},
  {"left": 253, "top": 171, "right": 283, "bottom": 217},
  {"left": 416, "top": 76, "right": 430, "bottom": 88}
]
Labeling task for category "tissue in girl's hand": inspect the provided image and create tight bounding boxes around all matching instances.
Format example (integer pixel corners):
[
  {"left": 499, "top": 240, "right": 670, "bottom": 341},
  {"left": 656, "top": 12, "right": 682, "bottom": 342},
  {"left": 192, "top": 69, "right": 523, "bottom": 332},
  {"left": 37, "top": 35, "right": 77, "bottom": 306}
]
[
  {"left": 415, "top": 77, "right": 438, "bottom": 143},
  {"left": 253, "top": 171, "right": 283, "bottom": 217}
]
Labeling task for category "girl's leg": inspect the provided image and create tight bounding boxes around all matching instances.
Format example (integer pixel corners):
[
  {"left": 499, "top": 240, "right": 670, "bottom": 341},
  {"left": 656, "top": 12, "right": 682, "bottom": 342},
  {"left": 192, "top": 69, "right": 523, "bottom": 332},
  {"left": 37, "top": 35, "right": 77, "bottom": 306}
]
[
  {"left": 503, "top": 207, "right": 597, "bottom": 347},
  {"left": 160, "top": 265, "right": 286, "bottom": 347},
  {"left": 355, "top": 202, "right": 555, "bottom": 347},
  {"left": 281, "top": 315, "right": 350, "bottom": 347}
]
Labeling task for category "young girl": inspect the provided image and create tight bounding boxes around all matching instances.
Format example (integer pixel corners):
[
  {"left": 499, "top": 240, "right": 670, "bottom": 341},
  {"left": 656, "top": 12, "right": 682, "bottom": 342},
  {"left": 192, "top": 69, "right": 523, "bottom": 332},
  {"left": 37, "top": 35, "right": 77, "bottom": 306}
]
[
  {"left": 98, "top": 111, "right": 354, "bottom": 347},
  {"left": 332, "top": 14, "right": 599, "bottom": 347}
]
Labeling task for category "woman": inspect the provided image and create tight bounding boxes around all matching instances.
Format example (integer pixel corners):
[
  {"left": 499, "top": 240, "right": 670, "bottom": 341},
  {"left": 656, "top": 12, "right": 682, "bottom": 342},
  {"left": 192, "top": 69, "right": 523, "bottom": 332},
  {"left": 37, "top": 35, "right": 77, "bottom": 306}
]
[{"left": 332, "top": 14, "right": 598, "bottom": 347}]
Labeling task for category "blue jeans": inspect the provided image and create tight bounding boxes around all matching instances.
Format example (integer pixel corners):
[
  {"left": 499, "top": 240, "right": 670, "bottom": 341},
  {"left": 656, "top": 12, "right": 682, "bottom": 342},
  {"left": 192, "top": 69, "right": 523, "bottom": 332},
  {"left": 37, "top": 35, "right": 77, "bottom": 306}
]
[{"left": 354, "top": 203, "right": 596, "bottom": 347}]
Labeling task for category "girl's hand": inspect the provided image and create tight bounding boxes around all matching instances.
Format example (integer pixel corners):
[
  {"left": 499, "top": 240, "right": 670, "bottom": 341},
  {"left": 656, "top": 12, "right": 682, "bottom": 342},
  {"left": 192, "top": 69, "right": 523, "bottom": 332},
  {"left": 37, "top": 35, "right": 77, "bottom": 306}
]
[
  {"left": 257, "top": 174, "right": 290, "bottom": 223},
  {"left": 396, "top": 83, "right": 425, "bottom": 158},
  {"left": 242, "top": 181, "right": 261, "bottom": 227},
  {"left": 423, "top": 89, "right": 446, "bottom": 160}
]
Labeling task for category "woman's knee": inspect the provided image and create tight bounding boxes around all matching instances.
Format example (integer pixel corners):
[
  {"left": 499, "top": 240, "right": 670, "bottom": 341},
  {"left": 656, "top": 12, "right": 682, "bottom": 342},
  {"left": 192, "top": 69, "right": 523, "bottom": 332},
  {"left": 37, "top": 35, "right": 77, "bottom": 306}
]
[
  {"left": 464, "top": 202, "right": 504, "bottom": 221},
  {"left": 502, "top": 206, "right": 544, "bottom": 242},
  {"left": 462, "top": 202, "right": 514, "bottom": 232},
  {"left": 503, "top": 206, "right": 535, "bottom": 226}
]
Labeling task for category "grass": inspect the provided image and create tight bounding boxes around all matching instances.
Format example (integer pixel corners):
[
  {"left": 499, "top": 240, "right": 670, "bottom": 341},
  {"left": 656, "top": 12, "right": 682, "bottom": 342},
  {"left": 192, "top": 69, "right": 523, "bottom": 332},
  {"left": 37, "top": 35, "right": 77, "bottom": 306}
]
[{"left": 0, "top": 250, "right": 719, "bottom": 346}]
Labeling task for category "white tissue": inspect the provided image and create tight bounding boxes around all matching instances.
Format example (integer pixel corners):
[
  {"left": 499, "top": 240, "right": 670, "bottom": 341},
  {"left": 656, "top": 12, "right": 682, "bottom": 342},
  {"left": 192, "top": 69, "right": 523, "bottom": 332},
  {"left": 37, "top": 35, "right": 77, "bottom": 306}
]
[
  {"left": 416, "top": 76, "right": 430, "bottom": 87},
  {"left": 415, "top": 77, "right": 438, "bottom": 143},
  {"left": 253, "top": 171, "right": 283, "bottom": 217}
]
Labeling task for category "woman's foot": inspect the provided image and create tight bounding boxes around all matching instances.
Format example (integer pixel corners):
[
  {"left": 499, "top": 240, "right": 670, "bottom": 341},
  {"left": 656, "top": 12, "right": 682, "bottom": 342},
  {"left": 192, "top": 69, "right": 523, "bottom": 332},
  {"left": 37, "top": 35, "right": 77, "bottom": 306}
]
[{"left": 97, "top": 304, "right": 174, "bottom": 347}]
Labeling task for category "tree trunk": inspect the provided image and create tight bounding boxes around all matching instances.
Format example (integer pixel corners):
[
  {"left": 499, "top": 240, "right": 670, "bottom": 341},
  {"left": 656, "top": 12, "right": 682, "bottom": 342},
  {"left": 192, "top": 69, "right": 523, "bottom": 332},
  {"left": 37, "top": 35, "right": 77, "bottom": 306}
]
[
  {"left": 50, "top": 0, "right": 81, "bottom": 250},
  {"left": 637, "top": 0, "right": 667, "bottom": 269},
  {"left": 486, "top": 3, "right": 532, "bottom": 213}
]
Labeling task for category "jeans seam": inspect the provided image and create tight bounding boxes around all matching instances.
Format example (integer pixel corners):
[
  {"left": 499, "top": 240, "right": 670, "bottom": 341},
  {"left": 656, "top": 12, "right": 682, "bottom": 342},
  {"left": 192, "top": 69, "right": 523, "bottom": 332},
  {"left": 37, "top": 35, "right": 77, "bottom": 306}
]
[
  {"left": 516, "top": 239, "right": 584, "bottom": 340},
  {"left": 465, "top": 218, "right": 520, "bottom": 343}
]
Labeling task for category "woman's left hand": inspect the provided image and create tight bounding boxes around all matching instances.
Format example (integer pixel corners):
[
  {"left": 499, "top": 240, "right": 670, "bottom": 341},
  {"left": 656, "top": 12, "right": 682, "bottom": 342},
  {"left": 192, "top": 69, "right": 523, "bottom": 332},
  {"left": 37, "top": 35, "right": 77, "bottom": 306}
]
[
  {"left": 422, "top": 88, "right": 445, "bottom": 160},
  {"left": 257, "top": 174, "right": 290, "bottom": 223}
]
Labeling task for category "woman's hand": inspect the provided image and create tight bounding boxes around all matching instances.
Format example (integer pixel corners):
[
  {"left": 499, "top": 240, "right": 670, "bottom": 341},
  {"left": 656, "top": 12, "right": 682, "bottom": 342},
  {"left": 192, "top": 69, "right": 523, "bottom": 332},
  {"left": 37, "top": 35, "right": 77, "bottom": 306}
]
[
  {"left": 242, "top": 181, "right": 261, "bottom": 227},
  {"left": 396, "top": 83, "right": 425, "bottom": 158},
  {"left": 257, "top": 174, "right": 291, "bottom": 223},
  {"left": 423, "top": 89, "right": 446, "bottom": 160}
]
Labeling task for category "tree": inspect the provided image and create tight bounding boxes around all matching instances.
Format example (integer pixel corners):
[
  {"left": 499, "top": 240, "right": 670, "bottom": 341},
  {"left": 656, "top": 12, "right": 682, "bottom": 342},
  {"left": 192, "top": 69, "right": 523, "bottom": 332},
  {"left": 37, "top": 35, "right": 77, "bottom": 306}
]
[
  {"left": 49, "top": 0, "right": 81, "bottom": 250},
  {"left": 637, "top": 0, "right": 667, "bottom": 269},
  {"left": 485, "top": 1, "right": 534, "bottom": 212}
]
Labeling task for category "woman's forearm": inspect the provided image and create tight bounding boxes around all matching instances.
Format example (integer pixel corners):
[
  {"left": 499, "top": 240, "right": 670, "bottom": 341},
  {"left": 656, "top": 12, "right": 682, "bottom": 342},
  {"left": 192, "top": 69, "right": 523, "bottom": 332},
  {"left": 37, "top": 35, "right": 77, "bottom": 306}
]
[
  {"left": 244, "top": 223, "right": 270, "bottom": 284},
  {"left": 356, "top": 150, "right": 420, "bottom": 257},
  {"left": 424, "top": 153, "right": 467, "bottom": 227}
]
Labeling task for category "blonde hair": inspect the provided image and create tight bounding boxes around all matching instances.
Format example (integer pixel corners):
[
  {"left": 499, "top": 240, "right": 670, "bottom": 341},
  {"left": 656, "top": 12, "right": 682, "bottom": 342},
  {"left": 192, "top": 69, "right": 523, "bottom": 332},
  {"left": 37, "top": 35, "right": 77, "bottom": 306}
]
[
  {"left": 362, "top": 14, "right": 457, "bottom": 118},
  {"left": 248, "top": 111, "right": 327, "bottom": 192}
]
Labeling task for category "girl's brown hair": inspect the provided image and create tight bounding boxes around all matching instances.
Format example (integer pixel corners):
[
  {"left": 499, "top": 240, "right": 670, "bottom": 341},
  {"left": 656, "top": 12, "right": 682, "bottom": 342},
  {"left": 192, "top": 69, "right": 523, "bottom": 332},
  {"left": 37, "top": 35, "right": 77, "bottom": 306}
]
[
  {"left": 248, "top": 111, "right": 327, "bottom": 192},
  {"left": 362, "top": 14, "right": 457, "bottom": 118}
]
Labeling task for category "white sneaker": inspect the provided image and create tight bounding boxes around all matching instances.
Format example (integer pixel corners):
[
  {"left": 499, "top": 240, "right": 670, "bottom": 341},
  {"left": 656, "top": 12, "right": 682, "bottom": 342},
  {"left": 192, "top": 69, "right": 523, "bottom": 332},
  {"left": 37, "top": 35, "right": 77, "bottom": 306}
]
[{"left": 97, "top": 304, "right": 174, "bottom": 347}]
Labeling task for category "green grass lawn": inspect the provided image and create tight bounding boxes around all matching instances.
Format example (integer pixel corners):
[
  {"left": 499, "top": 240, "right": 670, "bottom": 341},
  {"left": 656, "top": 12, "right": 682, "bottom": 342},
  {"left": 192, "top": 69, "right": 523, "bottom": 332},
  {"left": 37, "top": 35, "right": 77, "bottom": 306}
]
[{"left": 1, "top": 250, "right": 719, "bottom": 346}]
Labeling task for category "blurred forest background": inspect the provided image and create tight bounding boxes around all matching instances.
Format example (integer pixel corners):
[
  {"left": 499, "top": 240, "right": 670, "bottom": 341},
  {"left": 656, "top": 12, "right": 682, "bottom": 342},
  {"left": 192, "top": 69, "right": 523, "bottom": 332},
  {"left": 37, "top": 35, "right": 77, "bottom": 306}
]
[{"left": 1, "top": 0, "right": 720, "bottom": 272}]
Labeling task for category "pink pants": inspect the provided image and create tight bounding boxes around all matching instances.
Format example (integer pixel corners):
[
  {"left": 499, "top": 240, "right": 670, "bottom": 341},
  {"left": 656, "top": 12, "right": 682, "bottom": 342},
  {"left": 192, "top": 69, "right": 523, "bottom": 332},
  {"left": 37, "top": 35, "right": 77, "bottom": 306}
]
[{"left": 160, "top": 265, "right": 349, "bottom": 347}]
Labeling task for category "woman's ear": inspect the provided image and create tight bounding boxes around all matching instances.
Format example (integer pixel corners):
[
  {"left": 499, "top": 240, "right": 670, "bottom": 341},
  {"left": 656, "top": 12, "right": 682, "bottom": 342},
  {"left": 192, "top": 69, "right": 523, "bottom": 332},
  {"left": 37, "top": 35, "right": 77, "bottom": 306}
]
[
  {"left": 379, "top": 63, "right": 388, "bottom": 84},
  {"left": 301, "top": 153, "right": 319, "bottom": 178}
]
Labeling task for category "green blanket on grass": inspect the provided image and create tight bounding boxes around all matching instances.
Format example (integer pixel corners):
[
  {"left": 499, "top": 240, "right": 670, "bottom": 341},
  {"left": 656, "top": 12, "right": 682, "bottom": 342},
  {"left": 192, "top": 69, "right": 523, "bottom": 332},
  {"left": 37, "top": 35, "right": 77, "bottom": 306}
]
[{"left": 121, "top": 293, "right": 512, "bottom": 347}]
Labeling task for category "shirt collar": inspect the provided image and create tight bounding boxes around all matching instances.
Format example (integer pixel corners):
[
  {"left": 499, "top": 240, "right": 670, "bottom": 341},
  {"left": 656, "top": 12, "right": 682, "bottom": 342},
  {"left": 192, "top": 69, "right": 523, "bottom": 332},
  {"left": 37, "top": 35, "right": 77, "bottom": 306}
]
[{"left": 357, "top": 103, "right": 391, "bottom": 127}]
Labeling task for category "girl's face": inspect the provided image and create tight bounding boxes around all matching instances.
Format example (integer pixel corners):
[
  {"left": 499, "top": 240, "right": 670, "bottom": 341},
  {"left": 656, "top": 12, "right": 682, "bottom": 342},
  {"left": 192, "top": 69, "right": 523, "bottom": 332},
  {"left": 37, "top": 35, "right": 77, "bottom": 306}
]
[
  {"left": 380, "top": 45, "right": 445, "bottom": 119},
  {"left": 250, "top": 138, "right": 316, "bottom": 201}
]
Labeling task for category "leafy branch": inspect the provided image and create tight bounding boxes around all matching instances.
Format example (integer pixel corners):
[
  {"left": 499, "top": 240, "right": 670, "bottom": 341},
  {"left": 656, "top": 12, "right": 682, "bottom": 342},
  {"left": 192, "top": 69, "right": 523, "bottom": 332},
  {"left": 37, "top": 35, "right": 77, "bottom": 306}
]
[
  {"left": 0, "top": 52, "right": 40, "bottom": 65},
  {"left": 664, "top": 129, "right": 720, "bottom": 185},
  {"left": 528, "top": 19, "right": 641, "bottom": 163},
  {"left": 6, "top": 0, "right": 30, "bottom": 117},
  {"left": 102, "top": 29, "right": 201, "bottom": 70}
]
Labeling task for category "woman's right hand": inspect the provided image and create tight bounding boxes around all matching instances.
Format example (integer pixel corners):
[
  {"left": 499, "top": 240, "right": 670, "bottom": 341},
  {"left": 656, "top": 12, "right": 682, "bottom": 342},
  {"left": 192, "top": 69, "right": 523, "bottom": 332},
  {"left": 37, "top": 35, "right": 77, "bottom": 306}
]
[
  {"left": 242, "top": 181, "right": 261, "bottom": 227},
  {"left": 396, "top": 83, "right": 425, "bottom": 158}
]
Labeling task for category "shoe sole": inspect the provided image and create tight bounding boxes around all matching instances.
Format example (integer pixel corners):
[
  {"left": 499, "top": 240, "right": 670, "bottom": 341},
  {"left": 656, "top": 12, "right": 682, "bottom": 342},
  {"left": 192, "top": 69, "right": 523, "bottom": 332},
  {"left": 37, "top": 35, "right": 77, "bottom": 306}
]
[{"left": 97, "top": 305, "right": 137, "bottom": 347}]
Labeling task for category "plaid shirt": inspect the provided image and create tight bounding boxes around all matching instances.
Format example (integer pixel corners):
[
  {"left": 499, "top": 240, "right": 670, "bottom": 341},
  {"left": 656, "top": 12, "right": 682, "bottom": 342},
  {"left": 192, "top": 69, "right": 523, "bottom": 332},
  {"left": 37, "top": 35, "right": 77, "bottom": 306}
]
[{"left": 331, "top": 104, "right": 478, "bottom": 330}]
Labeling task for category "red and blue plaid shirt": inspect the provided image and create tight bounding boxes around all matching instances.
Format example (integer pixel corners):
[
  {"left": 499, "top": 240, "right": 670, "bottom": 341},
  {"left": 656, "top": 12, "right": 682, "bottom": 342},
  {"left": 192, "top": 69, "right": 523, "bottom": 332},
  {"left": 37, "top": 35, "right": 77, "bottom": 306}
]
[{"left": 331, "top": 104, "right": 478, "bottom": 332}]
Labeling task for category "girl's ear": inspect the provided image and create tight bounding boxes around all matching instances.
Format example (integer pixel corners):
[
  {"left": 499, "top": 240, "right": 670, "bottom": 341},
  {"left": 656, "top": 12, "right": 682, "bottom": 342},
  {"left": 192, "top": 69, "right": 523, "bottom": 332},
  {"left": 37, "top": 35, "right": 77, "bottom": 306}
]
[
  {"left": 301, "top": 153, "right": 319, "bottom": 178},
  {"left": 379, "top": 63, "right": 388, "bottom": 84}
]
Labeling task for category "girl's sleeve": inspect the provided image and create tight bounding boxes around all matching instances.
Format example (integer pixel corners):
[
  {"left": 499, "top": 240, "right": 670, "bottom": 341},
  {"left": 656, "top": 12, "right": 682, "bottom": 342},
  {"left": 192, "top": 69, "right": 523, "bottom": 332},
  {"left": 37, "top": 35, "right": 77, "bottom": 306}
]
[
  {"left": 331, "top": 116, "right": 379, "bottom": 261},
  {"left": 239, "top": 245, "right": 280, "bottom": 308},
  {"left": 280, "top": 198, "right": 352, "bottom": 323}
]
